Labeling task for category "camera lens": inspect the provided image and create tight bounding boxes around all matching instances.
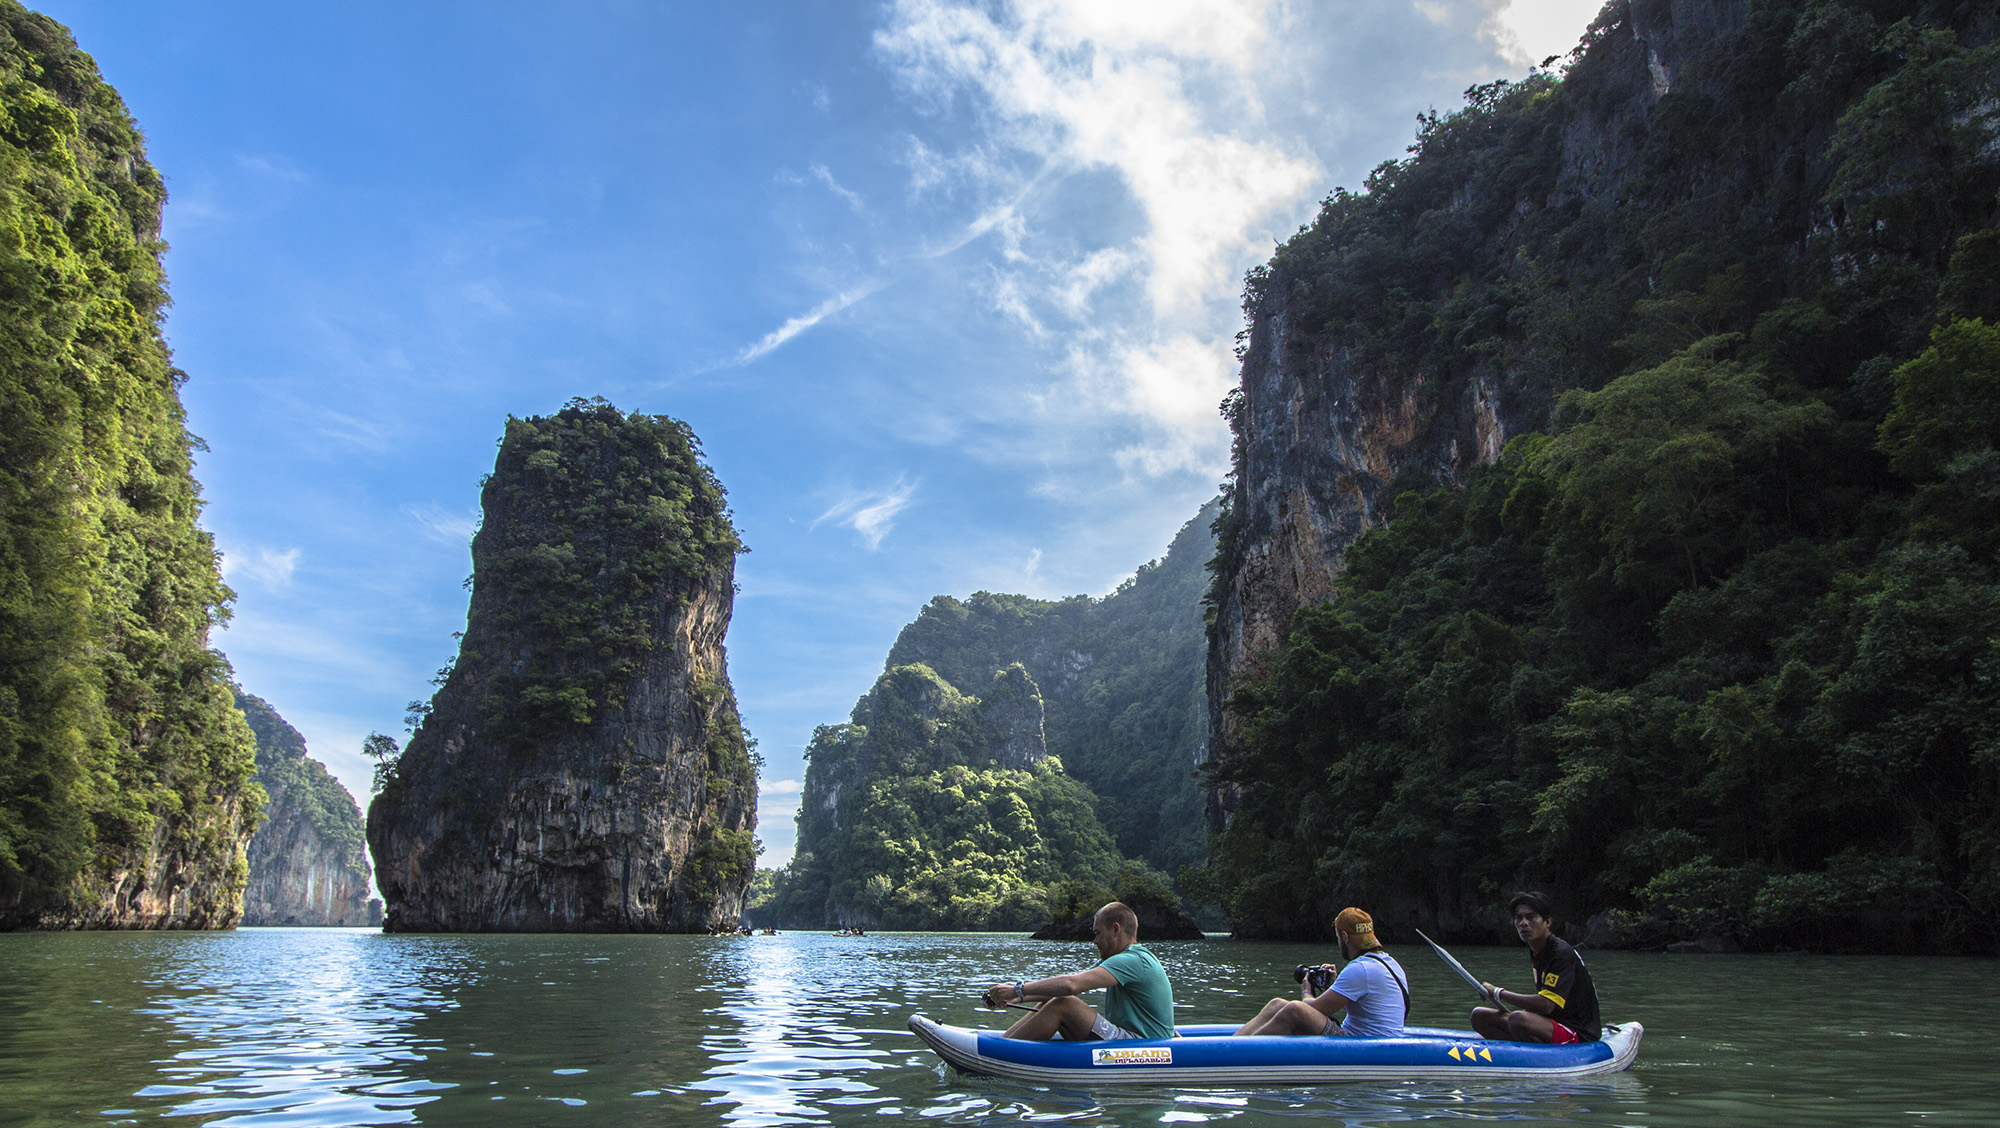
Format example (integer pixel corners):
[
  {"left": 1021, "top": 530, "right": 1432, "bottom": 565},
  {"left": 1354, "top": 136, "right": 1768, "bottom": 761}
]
[{"left": 1292, "top": 964, "right": 1310, "bottom": 983}]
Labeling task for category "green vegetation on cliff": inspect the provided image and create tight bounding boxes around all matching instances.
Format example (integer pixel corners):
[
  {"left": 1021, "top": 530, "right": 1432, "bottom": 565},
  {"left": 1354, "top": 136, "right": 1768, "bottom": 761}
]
[
  {"left": 402, "top": 396, "right": 745, "bottom": 756},
  {"left": 875, "top": 502, "right": 1217, "bottom": 877},
  {"left": 369, "top": 398, "right": 756, "bottom": 932},
  {"left": 772, "top": 507, "right": 1216, "bottom": 929},
  {"left": 776, "top": 664, "right": 1123, "bottom": 929},
  {"left": 235, "top": 692, "right": 366, "bottom": 877},
  {"left": 0, "top": 4, "right": 257, "bottom": 927},
  {"left": 1207, "top": 0, "right": 2000, "bottom": 950}
]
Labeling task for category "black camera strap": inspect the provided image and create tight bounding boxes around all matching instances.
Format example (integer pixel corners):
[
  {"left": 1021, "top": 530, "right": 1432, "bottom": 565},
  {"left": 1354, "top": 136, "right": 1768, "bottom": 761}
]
[{"left": 1363, "top": 952, "right": 1410, "bottom": 1021}]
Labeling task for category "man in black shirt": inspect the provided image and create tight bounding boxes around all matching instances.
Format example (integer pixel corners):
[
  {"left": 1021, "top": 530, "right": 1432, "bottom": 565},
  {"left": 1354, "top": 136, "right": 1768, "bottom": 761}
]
[{"left": 1472, "top": 891, "right": 1602, "bottom": 1043}]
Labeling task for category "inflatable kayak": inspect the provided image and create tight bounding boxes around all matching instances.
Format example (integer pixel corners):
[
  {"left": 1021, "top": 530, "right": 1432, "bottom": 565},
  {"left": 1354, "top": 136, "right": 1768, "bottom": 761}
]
[{"left": 908, "top": 1015, "right": 1642, "bottom": 1085}]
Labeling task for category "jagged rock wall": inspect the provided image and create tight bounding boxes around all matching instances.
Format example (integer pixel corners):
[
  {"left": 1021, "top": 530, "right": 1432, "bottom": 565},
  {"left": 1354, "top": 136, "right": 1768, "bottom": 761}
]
[
  {"left": 1205, "top": 0, "right": 1758, "bottom": 797},
  {"left": 367, "top": 401, "right": 757, "bottom": 932},
  {"left": 237, "top": 693, "right": 379, "bottom": 927}
]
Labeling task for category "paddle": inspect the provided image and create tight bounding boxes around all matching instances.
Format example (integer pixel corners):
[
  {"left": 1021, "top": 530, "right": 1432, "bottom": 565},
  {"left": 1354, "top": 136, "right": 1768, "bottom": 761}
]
[{"left": 1414, "top": 928, "right": 1512, "bottom": 1012}]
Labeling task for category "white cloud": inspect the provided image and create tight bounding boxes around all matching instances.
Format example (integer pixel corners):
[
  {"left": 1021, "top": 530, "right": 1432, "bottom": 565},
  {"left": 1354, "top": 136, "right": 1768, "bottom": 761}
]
[
  {"left": 402, "top": 503, "right": 478, "bottom": 545},
  {"left": 734, "top": 284, "right": 881, "bottom": 364},
  {"left": 879, "top": 0, "right": 1318, "bottom": 314},
  {"left": 1485, "top": 0, "right": 1603, "bottom": 67},
  {"left": 223, "top": 546, "right": 302, "bottom": 588},
  {"left": 1109, "top": 333, "right": 1236, "bottom": 475},
  {"left": 759, "top": 779, "right": 803, "bottom": 795},
  {"left": 875, "top": 0, "right": 1319, "bottom": 481},
  {"left": 811, "top": 479, "right": 918, "bottom": 550}
]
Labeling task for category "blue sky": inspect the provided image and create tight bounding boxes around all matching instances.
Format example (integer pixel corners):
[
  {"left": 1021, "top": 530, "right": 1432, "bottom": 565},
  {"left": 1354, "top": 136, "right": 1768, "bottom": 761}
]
[{"left": 40, "top": 0, "right": 1602, "bottom": 868}]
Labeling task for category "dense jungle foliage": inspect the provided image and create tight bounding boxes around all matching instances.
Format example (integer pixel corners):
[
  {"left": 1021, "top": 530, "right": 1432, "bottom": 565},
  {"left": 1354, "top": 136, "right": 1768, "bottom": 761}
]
[
  {"left": 1204, "top": 0, "right": 2000, "bottom": 950},
  {"left": 770, "top": 663, "right": 1127, "bottom": 929},
  {"left": 235, "top": 691, "right": 366, "bottom": 877},
  {"left": 0, "top": 5, "right": 257, "bottom": 927}
]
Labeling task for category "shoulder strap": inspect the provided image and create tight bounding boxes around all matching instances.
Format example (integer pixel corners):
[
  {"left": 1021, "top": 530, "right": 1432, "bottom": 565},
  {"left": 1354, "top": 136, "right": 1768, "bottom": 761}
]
[{"left": 1363, "top": 952, "right": 1410, "bottom": 1021}]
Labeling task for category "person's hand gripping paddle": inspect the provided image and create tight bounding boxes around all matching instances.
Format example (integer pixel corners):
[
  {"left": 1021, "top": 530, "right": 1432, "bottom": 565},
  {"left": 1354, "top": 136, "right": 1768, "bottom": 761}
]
[{"left": 1415, "top": 929, "right": 1512, "bottom": 1012}]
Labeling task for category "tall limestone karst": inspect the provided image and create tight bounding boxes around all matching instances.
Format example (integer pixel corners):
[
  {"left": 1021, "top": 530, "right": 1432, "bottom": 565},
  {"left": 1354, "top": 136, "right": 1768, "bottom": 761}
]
[
  {"left": 0, "top": 5, "right": 259, "bottom": 929},
  {"left": 236, "top": 692, "right": 378, "bottom": 927},
  {"left": 783, "top": 662, "right": 1122, "bottom": 929},
  {"left": 877, "top": 501, "right": 1218, "bottom": 879},
  {"left": 1205, "top": 0, "right": 2000, "bottom": 948},
  {"left": 368, "top": 399, "right": 757, "bottom": 932}
]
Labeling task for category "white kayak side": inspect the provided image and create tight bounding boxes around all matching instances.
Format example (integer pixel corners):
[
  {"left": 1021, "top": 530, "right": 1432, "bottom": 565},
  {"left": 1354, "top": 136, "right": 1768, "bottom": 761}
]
[{"left": 907, "top": 1015, "right": 1644, "bottom": 1086}]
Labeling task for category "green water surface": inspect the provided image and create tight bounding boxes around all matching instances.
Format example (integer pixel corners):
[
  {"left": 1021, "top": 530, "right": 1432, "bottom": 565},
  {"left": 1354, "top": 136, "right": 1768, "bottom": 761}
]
[{"left": 0, "top": 929, "right": 1991, "bottom": 1126}]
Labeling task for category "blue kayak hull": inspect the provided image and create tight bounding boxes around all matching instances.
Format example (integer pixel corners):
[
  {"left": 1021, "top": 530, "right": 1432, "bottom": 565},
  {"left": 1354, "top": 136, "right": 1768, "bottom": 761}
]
[{"left": 908, "top": 1016, "right": 1643, "bottom": 1085}]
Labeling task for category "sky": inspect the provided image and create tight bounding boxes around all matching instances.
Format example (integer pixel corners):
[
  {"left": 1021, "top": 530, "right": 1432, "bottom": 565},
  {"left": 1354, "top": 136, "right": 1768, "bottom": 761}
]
[{"left": 39, "top": 0, "right": 1604, "bottom": 870}]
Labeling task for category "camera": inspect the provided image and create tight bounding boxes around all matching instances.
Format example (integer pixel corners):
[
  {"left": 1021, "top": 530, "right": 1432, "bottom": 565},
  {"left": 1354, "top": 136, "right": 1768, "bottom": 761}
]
[{"left": 1293, "top": 963, "right": 1335, "bottom": 994}]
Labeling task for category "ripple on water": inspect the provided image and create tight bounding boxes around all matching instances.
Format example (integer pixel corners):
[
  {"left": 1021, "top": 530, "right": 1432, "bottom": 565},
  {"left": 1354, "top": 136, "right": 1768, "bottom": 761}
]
[{"left": 2, "top": 930, "right": 1996, "bottom": 1126}]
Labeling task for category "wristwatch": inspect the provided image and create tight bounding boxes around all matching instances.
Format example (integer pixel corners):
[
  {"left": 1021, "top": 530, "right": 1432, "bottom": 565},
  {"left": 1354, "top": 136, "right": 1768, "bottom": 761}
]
[{"left": 1014, "top": 981, "right": 1026, "bottom": 1001}]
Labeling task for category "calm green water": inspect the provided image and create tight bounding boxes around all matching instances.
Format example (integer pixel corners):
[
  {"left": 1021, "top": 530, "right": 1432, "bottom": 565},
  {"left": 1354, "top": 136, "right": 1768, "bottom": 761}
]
[{"left": 0, "top": 929, "right": 1992, "bottom": 1126}]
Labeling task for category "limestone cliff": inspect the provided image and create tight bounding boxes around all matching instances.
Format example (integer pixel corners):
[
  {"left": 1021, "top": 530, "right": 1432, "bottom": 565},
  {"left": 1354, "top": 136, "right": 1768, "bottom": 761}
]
[
  {"left": 237, "top": 693, "right": 379, "bottom": 927},
  {"left": 1204, "top": 0, "right": 1997, "bottom": 810},
  {"left": 871, "top": 502, "right": 1218, "bottom": 877},
  {"left": 781, "top": 662, "right": 1125, "bottom": 929},
  {"left": 0, "top": 4, "right": 259, "bottom": 929},
  {"left": 367, "top": 398, "right": 757, "bottom": 932}
]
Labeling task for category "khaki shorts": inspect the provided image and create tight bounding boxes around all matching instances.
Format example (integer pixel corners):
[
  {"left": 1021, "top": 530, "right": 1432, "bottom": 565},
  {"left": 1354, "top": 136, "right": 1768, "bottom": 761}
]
[{"left": 1089, "top": 1014, "right": 1145, "bottom": 1041}]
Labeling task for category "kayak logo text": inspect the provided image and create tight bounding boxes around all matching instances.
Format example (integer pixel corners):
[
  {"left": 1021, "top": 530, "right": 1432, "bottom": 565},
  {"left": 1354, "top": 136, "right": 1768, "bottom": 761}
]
[{"left": 1091, "top": 1046, "right": 1172, "bottom": 1066}]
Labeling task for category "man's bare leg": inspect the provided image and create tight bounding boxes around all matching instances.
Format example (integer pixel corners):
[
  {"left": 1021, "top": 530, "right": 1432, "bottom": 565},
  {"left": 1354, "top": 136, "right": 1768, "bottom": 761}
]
[
  {"left": 1238, "top": 998, "right": 1333, "bottom": 1036},
  {"left": 1003, "top": 996, "right": 1099, "bottom": 1041},
  {"left": 1234, "top": 997, "right": 1293, "bottom": 1036},
  {"left": 1471, "top": 1006, "right": 1556, "bottom": 1042}
]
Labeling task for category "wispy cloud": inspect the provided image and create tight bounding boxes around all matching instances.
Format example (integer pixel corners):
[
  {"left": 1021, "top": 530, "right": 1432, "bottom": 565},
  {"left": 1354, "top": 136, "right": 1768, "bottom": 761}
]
[
  {"left": 222, "top": 546, "right": 303, "bottom": 588},
  {"left": 812, "top": 479, "right": 918, "bottom": 550},
  {"left": 237, "top": 153, "right": 309, "bottom": 183},
  {"left": 810, "top": 163, "right": 866, "bottom": 212},
  {"left": 402, "top": 503, "right": 479, "bottom": 545},
  {"left": 734, "top": 283, "right": 881, "bottom": 364},
  {"left": 759, "top": 779, "right": 803, "bottom": 795},
  {"left": 874, "top": 0, "right": 1320, "bottom": 479}
]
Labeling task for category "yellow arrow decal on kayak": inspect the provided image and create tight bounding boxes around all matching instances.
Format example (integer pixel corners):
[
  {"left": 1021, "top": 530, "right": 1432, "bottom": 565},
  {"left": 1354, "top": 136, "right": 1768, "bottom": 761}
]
[
  {"left": 1448, "top": 1047, "right": 1462, "bottom": 1061},
  {"left": 1479, "top": 1048, "right": 1493, "bottom": 1062}
]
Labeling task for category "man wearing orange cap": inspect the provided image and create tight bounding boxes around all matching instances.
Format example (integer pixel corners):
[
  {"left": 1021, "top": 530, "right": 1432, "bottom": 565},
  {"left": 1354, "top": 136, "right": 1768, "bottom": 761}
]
[{"left": 1233, "top": 907, "right": 1410, "bottom": 1037}]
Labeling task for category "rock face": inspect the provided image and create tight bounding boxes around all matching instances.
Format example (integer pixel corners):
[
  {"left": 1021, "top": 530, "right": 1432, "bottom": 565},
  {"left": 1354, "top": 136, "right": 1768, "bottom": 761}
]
[
  {"left": 367, "top": 399, "right": 757, "bottom": 932},
  {"left": 0, "top": 4, "right": 259, "bottom": 930},
  {"left": 1206, "top": 0, "right": 1774, "bottom": 803},
  {"left": 237, "top": 693, "right": 379, "bottom": 927}
]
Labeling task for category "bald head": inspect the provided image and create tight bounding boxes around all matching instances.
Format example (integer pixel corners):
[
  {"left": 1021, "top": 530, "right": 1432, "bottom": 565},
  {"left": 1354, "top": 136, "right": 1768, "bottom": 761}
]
[{"left": 1095, "top": 901, "right": 1138, "bottom": 938}]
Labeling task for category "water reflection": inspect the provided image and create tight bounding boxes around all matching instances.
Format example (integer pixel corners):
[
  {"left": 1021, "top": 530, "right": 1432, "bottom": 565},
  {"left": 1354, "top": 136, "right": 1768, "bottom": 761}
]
[{"left": 1, "top": 930, "right": 1994, "bottom": 1126}]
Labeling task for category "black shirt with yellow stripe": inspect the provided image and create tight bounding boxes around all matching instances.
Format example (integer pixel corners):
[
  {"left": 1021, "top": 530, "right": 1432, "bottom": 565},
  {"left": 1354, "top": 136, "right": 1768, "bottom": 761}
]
[{"left": 1528, "top": 935, "right": 1601, "bottom": 1041}]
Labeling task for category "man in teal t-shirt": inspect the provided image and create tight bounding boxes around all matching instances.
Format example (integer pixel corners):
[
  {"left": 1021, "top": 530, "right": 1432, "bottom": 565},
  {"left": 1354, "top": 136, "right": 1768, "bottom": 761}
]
[{"left": 981, "top": 901, "right": 1176, "bottom": 1040}]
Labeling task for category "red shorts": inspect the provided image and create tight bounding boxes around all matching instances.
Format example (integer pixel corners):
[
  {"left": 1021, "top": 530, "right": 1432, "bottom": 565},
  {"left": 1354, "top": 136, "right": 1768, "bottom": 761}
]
[{"left": 1549, "top": 1021, "right": 1580, "bottom": 1045}]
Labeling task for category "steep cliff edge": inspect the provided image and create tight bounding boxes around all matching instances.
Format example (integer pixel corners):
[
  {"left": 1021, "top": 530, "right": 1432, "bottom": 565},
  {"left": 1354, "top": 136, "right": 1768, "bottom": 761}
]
[
  {"left": 237, "top": 693, "right": 379, "bottom": 927},
  {"left": 367, "top": 398, "right": 757, "bottom": 932},
  {"left": 1208, "top": 0, "right": 1997, "bottom": 783},
  {"left": 1203, "top": 0, "right": 2000, "bottom": 948},
  {"left": 0, "top": 4, "right": 259, "bottom": 930}
]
